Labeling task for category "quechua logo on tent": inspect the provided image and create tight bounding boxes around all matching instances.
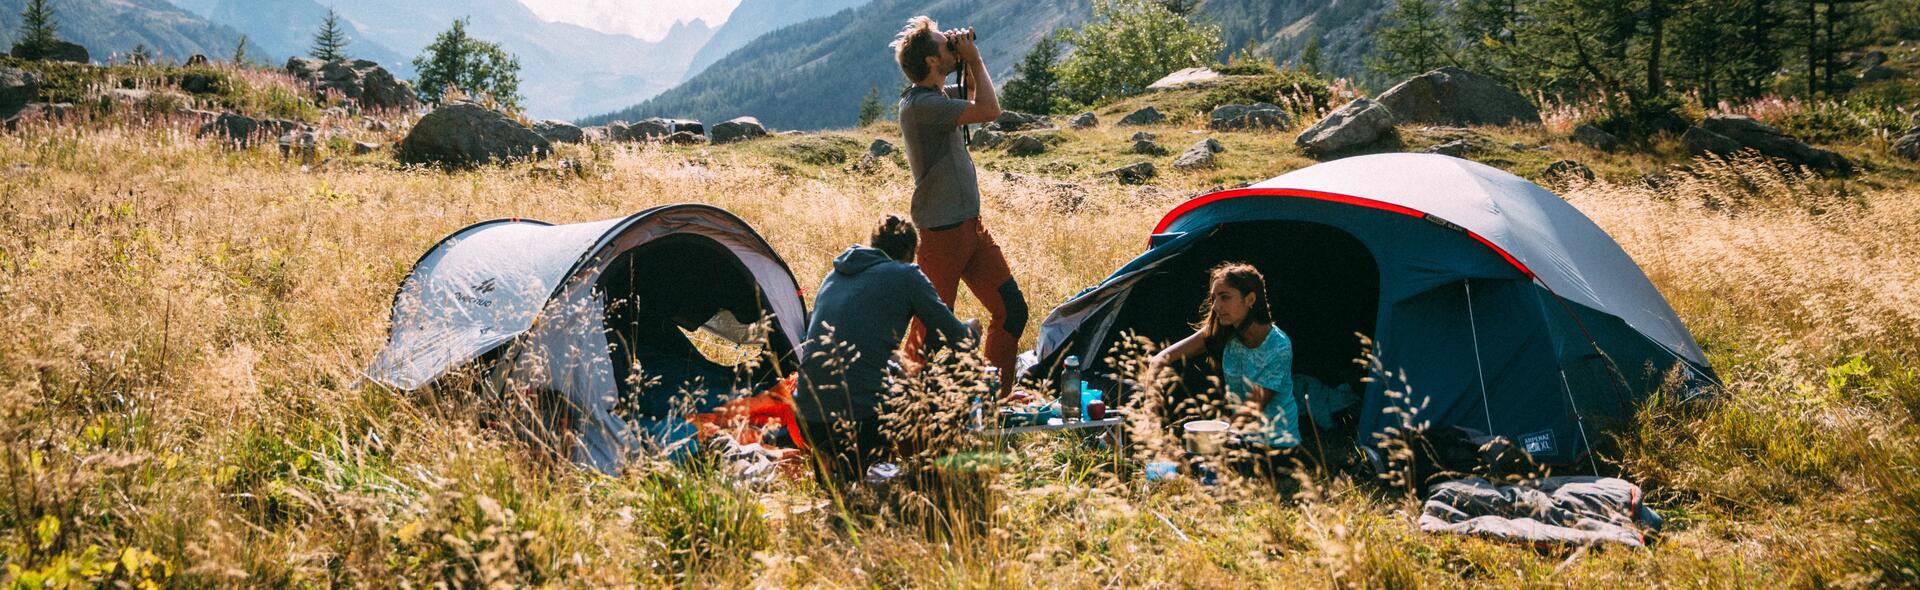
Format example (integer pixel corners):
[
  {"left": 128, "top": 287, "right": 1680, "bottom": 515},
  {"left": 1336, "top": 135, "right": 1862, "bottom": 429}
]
[{"left": 455, "top": 277, "right": 498, "bottom": 307}]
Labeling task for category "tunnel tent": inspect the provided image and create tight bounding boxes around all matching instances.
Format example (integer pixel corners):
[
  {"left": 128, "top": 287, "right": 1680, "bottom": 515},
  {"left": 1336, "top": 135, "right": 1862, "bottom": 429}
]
[
  {"left": 1026, "top": 153, "right": 1718, "bottom": 467},
  {"left": 364, "top": 204, "right": 807, "bottom": 473}
]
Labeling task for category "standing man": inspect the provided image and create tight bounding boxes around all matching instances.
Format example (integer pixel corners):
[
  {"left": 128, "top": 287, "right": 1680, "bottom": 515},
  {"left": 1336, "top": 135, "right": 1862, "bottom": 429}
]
[{"left": 890, "top": 16, "right": 1026, "bottom": 396}]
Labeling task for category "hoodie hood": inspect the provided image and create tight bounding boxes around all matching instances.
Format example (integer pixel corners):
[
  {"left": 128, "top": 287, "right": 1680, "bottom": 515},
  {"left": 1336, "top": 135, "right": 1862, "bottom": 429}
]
[{"left": 833, "top": 245, "right": 895, "bottom": 275}]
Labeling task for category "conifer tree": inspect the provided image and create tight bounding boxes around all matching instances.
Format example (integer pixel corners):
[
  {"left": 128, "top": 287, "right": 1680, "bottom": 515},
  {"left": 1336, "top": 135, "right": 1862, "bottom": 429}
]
[
  {"left": 14, "top": 0, "right": 60, "bottom": 59},
  {"left": 311, "top": 9, "right": 350, "bottom": 61},
  {"left": 856, "top": 86, "right": 883, "bottom": 127}
]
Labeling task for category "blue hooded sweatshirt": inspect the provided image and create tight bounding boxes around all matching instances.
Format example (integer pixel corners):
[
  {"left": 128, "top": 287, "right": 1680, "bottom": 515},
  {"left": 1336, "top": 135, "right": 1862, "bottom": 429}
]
[{"left": 796, "top": 245, "right": 969, "bottom": 422}]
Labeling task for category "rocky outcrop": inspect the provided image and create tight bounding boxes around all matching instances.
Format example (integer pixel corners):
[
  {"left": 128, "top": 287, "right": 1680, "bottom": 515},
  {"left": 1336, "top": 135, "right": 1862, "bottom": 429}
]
[
  {"left": 1700, "top": 114, "right": 1851, "bottom": 173},
  {"left": 3, "top": 102, "right": 73, "bottom": 131},
  {"left": 1295, "top": 98, "right": 1397, "bottom": 157},
  {"left": 616, "top": 117, "right": 704, "bottom": 141},
  {"left": 1681, "top": 126, "right": 1742, "bottom": 157},
  {"left": 532, "top": 120, "right": 584, "bottom": 144},
  {"left": 1424, "top": 138, "right": 1475, "bottom": 157},
  {"left": 286, "top": 57, "right": 418, "bottom": 111},
  {"left": 1105, "top": 162, "right": 1156, "bottom": 184},
  {"left": 0, "top": 66, "right": 40, "bottom": 119},
  {"left": 970, "top": 128, "right": 1005, "bottom": 149},
  {"left": 1172, "top": 138, "right": 1225, "bottom": 170},
  {"left": 398, "top": 102, "right": 550, "bottom": 167},
  {"left": 1890, "top": 127, "right": 1919, "bottom": 161},
  {"left": 1068, "top": 112, "right": 1097, "bottom": 129},
  {"left": 1006, "top": 134, "right": 1047, "bottom": 156},
  {"left": 1147, "top": 67, "right": 1221, "bottom": 90},
  {"left": 1208, "top": 102, "right": 1290, "bottom": 131},
  {"left": 1118, "top": 106, "right": 1165, "bottom": 126},
  {"left": 198, "top": 112, "right": 310, "bottom": 148},
  {"left": 994, "top": 110, "right": 1049, "bottom": 132},
  {"left": 1545, "top": 159, "right": 1595, "bottom": 183},
  {"left": 11, "top": 40, "right": 88, "bottom": 63},
  {"left": 710, "top": 116, "right": 768, "bottom": 144},
  {"left": 867, "top": 138, "right": 895, "bottom": 157},
  {"left": 1375, "top": 67, "right": 1541, "bottom": 127},
  {"left": 1572, "top": 124, "right": 1619, "bottom": 151}
]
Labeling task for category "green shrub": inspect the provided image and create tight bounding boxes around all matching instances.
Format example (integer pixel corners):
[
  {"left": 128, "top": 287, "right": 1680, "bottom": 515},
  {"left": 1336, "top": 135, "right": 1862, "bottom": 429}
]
[{"left": 628, "top": 462, "right": 770, "bottom": 580}]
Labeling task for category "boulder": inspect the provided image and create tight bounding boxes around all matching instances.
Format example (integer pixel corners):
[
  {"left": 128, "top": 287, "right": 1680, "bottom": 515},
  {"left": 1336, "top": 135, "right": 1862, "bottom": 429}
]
[
  {"left": 969, "top": 128, "right": 1005, "bottom": 149},
  {"left": 1892, "top": 130, "right": 1919, "bottom": 161},
  {"left": 1006, "top": 134, "right": 1047, "bottom": 156},
  {"left": 286, "top": 57, "right": 417, "bottom": 110},
  {"left": 198, "top": 112, "right": 309, "bottom": 148},
  {"left": 994, "top": 110, "right": 1049, "bottom": 132},
  {"left": 278, "top": 131, "right": 320, "bottom": 161},
  {"left": 710, "top": 116, "right": 768, "bottom": 144},
  {"left": 1208, "top": 102, "right": 1291, "bottom": 131},
  {"left": 0, "top": 66, "right": 40, "bottom": 118},
  {"left": 3, "top": 102, "right": 73, "bottom": 131},
  {"left": 398, "top": 101, "right": 551, "bottom": 166},
  {"left": 1105, "top": 162, "right": 1156, "bottom": 184},
  {"left": 1172, "top": 139, "right": 1219, "bottom": 170},
  {"left": 185, "top": 54, "right": 208, "bottom": 67},
  {"left": 664, "top": 130, "right": 707, "bottom": 145},
  {"left": 1572, "top": 124, "right": 1619, "bottom": 151},
  {"left": 1118, "top": 106, "right": 1165, "bottom": 126},
  {"left": 621, "top": 118, "right": 674, "bottom": 140},
  {"left": 103, "top": 88, "right": 152, "bottom": 103},
  {"left": 11, "top": 40, "right": 88, "bottom": 63},
  {"left": 1068, "top": 112, "right": 1097, "bottom": 129},
  {"left": 1128, "top": 138, "right": 1165, "bottom": 155},
  {"left": 867, "top": 138, "right": 895, "bottom": 157},
  {"left": 1425, "top": 138, "right": 1475, "bottom": 157},
  {"left": 1860, "top": 65, "right": 1905, "bottom": 82},
  {"left": 1681, "top": 126, "right": 1742, "bottom": 157},
  {"left": 351, "top": 141, "right": 381, "bottom": 155},
  {"left": 1701, "top": 114, "right": 1851, "bottom": 173},
  {"left": 1858, "top": 50, "right": 1889, "bottom": 69},
  {"left": 532, "top": 119, "right": 584, "bottom": 144},
  {"left": 1129, "top": 131, "right": 1156, "bottom": 142},
  {"left": 1544, "top": 159, "right": 1595, "bottom": 183},
  {"left": 1295, "top": 98, "right": 1397, "bottom": 157},
  {"left": 581, "top": 126, "right": 610, "bottom": 143},
  {"left": 1375, "top": 67, "right": 1541, "bottom": 126}
]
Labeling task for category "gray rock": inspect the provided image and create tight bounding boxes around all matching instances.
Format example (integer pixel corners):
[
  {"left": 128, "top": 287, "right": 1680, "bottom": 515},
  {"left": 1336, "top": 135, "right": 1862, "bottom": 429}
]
[
  {"left": 286, "top": 56, "right": 417, "bottom": 110},
  {"left": 1860, "top": 65, "right": 1905, "bottom": 82},
  {"left": 1892, "top": 131, "right": 1919, "bottom": 161},
  {"left": 1702, "top": 114, "right": 1851, "bottom": 173},
  {"left": 970, "top": 128, "right": 1005, "bottom": 149},
  {"left": 1208, "top": 102, "right": 1291, "bottom": 131},
  {"left": 278, "top": 131, "right": 320, "bottom": 161},
  {"left": 710, "top": 116, "right": 768, "bottom": 144},
  {"left": 3, "top": 102, "right": 72, "bottom": 130},
  {"left": 1129, "top": 131, "right": 1156, "bottom": 142},
  {"left": 398, "top": 101, "right": 551, "bottom": 167},
  {"left": 1375, "top": 67, "right": 1542, "bottom": 126},
  {"left": 185, "top": 54, "right": 208, "bottom": 67},
  {"left": 103, "top": 88, "right": 152, "bottom": 103},
  {"left": 11, "top": 40, "right": 87, "bottom": 63},
  {"left": 1295, "top": 98, "right": 1397, "bottom": 157},
  {"left": 1118, "top": 106, "right": 1165, "bottom": 126},
  {"left": 1068, "top": 112, "right": 1097, "bottom": 129},
  {"left": 1425, "top": 138, "right": 1474, "bottom": 157},
  {"left": 581, "top": 126, "right": 609, "bottom": 143},
  {"left": 1006, "top": 134, "right": 1047, "bottom": 156},
  {"left": 1544, "top": 159, "right": 1595, "bottom": 183},
  {"left": 620, "top": 117, "right": 675, "bottom": 140},
  {"left": 1858, "top": 50, "right": 1889, "bottom": 69},
  {"left": 198, "top": 112, "right": 308, "bottom": 147},
  {"left": 1128, "top": 139, "right": 1164, "bottom": 155},
  {"left": 352, "top": 141, "right": 381, "bottom": 155},
  {"left": 664, "top": 130, "right": 707, "bottom": 145},
  {"left": 0, "top": 66, "right": 40, "bottom": 119},
  {"left": 532, "top": 119, "right": 584, "bottom": 144},
  {"left": 995, "top": 110, "right": 1049, "bottom": 132},
  {"left": 1147, "top": 67, "right": 1221, "bottom": 90},
  {"left": 867, "top": 138, "right": 895, "bottom": 157},
  {"left": 1172, "top": 140, "right": 1218, "bottom": 170},
  {"left": 1572, "top": 124, "right": 1619, "bottom": 151},
  {"left": 1105, "top": 162, "right": 1156, "bottom": 184},
  {"left": 1681, "top": 126, "right": 1742, "bottom": 157}
]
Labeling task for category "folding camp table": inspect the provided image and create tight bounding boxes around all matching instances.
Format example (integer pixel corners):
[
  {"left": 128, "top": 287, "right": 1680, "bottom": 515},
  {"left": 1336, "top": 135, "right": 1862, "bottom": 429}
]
[{"left": 972, "top": 415, "right": 1130, "bottom": 472}]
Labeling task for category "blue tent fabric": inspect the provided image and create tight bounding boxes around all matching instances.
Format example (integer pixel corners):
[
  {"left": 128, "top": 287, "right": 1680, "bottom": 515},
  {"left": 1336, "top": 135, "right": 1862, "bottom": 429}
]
[{"left": 1029, "top": 154, "right": 1716, "bottom": 465}]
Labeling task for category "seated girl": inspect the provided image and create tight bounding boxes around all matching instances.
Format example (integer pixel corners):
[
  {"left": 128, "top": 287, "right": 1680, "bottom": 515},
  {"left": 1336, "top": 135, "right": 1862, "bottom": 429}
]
[{"left": 1148, "top": 262, "right": 1300, "bottom": 450}]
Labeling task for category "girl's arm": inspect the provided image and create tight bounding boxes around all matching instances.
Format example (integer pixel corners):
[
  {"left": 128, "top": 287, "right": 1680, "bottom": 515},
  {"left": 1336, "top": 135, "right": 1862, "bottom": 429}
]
[{"left": 1147, "top": 330, "right": 1208, "bottom": 383}]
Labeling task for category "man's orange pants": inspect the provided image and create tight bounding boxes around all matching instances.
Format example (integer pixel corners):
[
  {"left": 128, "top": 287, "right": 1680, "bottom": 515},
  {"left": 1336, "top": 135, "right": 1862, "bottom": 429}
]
[{"left": 906, "top": 217, "right": 1025, "bottom": 395}]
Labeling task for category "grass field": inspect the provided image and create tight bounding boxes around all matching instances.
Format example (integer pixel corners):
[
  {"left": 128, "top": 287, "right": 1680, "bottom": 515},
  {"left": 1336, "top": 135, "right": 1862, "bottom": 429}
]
[{"left": 2, "top": 76, "right": 1918, "bottom": 587}]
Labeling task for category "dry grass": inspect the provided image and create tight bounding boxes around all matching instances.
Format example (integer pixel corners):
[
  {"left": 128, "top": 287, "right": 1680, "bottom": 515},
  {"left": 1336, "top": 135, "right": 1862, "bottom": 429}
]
[{"left": 2, "top": 97, "right": 1918, "bottom": 587}]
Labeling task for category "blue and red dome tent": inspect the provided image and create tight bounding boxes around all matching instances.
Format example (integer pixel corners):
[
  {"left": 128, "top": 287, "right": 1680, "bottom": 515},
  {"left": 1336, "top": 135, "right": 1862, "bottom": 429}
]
[{"left": 1027, "top": 153, "right": 1717, "bottom": 466}]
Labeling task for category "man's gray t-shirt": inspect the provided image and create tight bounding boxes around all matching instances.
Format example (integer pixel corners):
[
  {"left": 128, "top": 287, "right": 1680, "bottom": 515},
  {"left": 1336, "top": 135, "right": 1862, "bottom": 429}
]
[{"left": 899, "top": 85, "right": 980, "bottom": 228}]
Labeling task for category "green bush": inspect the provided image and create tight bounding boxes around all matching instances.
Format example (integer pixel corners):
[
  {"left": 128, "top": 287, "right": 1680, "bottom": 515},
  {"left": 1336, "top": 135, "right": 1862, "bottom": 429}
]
[{"left": 1198, "top": 70, "right": 1336, "bottom": 117}]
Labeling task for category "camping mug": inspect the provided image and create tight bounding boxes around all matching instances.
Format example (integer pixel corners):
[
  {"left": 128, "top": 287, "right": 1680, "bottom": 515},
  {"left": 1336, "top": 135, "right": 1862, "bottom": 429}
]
[{"left": 1183, "top": 420, "right": 1230, "bottom": 455}]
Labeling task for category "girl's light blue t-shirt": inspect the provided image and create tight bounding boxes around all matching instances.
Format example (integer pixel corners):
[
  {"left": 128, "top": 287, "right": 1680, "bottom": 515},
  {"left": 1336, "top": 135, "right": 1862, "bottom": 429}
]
[{"left": 1222, "top": 325, "right": 1299, "bottom": 448}]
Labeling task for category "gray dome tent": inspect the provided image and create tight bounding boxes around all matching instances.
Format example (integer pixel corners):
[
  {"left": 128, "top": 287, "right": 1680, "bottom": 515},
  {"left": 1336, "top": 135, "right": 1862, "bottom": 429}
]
[
  {"left": 365, "top": 204, "right": 806, "bottom": 472},
  {"left": 1027, "top": 154, "right": 1717, "bottom": 466}
]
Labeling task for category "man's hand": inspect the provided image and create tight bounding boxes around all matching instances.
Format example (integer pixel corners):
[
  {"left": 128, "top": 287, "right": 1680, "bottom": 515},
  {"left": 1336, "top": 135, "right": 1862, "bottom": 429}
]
[{"left": 948, "top": 27, "right": 981, "bottom": 62}]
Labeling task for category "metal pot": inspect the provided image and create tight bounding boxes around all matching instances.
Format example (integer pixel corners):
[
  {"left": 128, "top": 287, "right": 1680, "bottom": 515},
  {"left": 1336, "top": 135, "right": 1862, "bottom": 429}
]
[{"left": 1183, "top": 420, "right": 1230, "bottom": 455}]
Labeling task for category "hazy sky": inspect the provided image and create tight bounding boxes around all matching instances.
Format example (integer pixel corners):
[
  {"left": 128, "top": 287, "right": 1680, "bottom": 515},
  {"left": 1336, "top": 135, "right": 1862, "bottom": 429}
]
[{"left": 517, "top": 0, "right": 743, "bottom": 41}]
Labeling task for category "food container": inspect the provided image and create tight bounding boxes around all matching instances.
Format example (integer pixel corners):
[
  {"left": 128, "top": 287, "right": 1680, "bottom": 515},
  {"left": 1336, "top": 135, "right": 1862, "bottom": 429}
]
[{"left": 1183, "top": 420, "right": 1231, "bottom": 455}]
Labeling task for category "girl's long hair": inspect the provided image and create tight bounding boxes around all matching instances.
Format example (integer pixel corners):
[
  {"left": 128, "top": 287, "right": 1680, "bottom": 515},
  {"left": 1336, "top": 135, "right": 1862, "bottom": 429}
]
[{"left": 1195, "top": 262, "right": 1272, "bottom": 354}]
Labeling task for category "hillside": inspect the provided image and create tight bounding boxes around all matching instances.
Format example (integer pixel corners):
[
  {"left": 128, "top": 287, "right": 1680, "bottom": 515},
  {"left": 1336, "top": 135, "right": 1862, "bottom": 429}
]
[
  {"left": 680, "top": 0, "right": 870, "bottom": 83},
  {"left": 0, "top": 0, "right": 271, "bottom": 63},
  {"left": 585, "top": 0, "right": 1091, "bottom": 130},
  {"left": 205, "top": 0, "right": 413, "bottom": 76}
]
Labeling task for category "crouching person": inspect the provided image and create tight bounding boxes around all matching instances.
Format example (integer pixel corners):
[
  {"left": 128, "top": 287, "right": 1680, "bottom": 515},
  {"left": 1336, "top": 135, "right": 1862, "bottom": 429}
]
[{"left": 796, "top": 215, "right": 974, "bottom": 490}]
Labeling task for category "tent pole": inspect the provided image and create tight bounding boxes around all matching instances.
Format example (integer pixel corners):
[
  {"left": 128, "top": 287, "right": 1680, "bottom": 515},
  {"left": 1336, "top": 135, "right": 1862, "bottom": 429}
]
[
  {"left": 1464, "top": 280, "right": 1494, "bottom": 435},
  {"left": 1559, "top": 368, "right": 1600, "bottom": 473}
]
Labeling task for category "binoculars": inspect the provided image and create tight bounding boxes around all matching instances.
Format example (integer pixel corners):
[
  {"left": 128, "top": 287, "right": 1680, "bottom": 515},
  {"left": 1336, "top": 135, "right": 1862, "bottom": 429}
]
[{"left": 945, "top": 28, "right": 976, "bottom": 53}]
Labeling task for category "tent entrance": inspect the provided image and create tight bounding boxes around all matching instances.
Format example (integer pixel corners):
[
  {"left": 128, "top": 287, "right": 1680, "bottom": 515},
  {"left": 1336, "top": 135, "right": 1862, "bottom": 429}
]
[{"left": 1100, "top": 220, "right": 1380, "bottom": 430}]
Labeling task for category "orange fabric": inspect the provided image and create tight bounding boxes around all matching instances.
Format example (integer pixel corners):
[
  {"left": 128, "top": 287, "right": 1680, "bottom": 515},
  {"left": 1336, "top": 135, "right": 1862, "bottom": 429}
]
[
  {"left": 905, "top": 217, "right": 1021, "bottom": 394},
  {"left": 690, "top": 375, "right": 808, "bottom": 450}
]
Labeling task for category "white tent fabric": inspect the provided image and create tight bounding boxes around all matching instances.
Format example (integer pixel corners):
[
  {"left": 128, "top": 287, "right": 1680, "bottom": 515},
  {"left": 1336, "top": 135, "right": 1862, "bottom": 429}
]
[
  {"left": 365, "top": 205, "right": 805, "bottom": 472},
  {"left": 1239, "top": 154, "right": 1708, "bottom": 367}
]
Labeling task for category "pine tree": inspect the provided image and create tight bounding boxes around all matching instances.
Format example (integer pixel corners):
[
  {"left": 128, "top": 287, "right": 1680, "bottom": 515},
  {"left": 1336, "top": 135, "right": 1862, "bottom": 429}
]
[
  {"left": 1368, "top": 0, "right": 1454, "bottom": 78},
  {"left": 1000, "top": 34, "right": 1061, "bottom": 115},
  {"left": 129, "top": 43, "right": 152, "bottom": 65},
  {"left": 412, "top": 18, "right": 523, "bottom": 111},
  {"left": 14, "top": 0, "right": 60, "bottom": 59},
  {"left": 856, "top": 86, "right": 882, "bottom": 127},
  {"left": 311, "top": 9, "right": 350, "bottom": 61},
  {"left": 1299, "top": 35, "right": 1324, "bottom": 75},
  {"left": 232, "top": 34, "right": 250, "bottom": 66}
]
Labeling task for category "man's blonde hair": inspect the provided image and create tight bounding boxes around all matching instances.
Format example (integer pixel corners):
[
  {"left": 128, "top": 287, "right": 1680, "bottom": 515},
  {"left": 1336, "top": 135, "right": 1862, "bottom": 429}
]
[{"left": 890, "top": 16, "right": 941, "bottom": 82}]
